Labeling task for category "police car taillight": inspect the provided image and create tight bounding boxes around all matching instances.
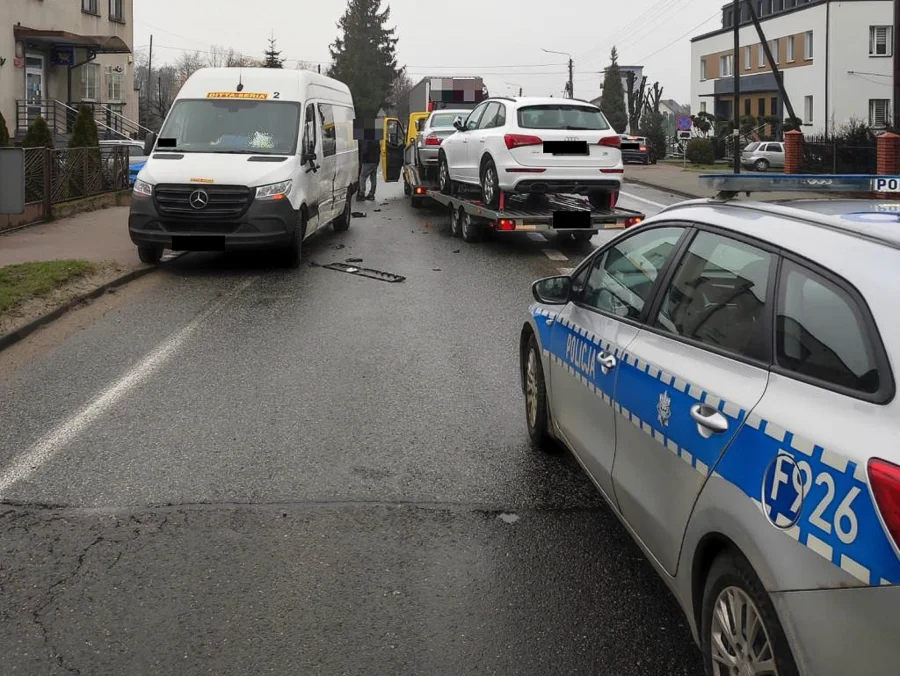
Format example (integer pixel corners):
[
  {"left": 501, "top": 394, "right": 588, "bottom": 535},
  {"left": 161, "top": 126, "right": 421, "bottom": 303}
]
[{"left": 868, "top": 458, "right": 900, "bottom": 551}]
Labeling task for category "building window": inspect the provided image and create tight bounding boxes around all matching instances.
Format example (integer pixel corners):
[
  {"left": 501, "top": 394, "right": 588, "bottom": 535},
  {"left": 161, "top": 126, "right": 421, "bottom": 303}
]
[
  {"left": 804, "top": 31, "right": 813, "bottom": 59},
  {"left": 787, "top": 35, "right": 795, "bottom": 61},
  {"left": 700, "top": 101, "right": 707, "bottom": 113},
  {"left": 720, "top": 54, "right": 733, "bottom": 77},
  {"left": 745, "top": 46, "right": 752, "bottom": 70},
  {"left": 701, "top": 58, "right": 707, "bottom": 80},
  {"left": 106, "top": 66, "right": 124, "bottom": 101},
  {"left": 109, "top": 0, "right": 124, "bottom": 21},
  {"left": 804, "top": 95, "right": 813, "bottom": 124},
  {"left": 744, "top": 98, "right": 751, "bottom": 116},
  {"left": 772, "top": 39, "right": 779, "bottom": 64},
  {"left": 774, "top": 0, "right": 784, "bottom": 10},
  {"left": 82, "top": 63, "right": 99, "bottom": 101},
  {"left": 870, "top": 99, "right": 890, "bottom": 127},
  {"left": 758, "top": 98, "right": 766, "bottom": 116},
  {"left": 759, "top": 43, "right": 766, "bottom": 67},
  {"left": 870, "top": 26, "right": 893, "bottom": 56},
  {"left": 771, "top": 96, "right": 778, "bottom": 115},
  {"left": 82, "top": 0, "right": 98, "bottom": 14}
]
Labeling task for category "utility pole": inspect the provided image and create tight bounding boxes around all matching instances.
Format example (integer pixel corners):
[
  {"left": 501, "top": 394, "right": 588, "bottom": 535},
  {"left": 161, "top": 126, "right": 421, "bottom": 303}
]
[
  {"left": 894, "top": 0, "right": 900, "bottom": 128},
  {"left": 568, "top": 57, "right": 574, "bottom": 99},
  {"left": 733, "top": 0, "right": 741, "bottom": 174},
  {"left": 147, "top": 34, "right": 153, "bottom": 123}
]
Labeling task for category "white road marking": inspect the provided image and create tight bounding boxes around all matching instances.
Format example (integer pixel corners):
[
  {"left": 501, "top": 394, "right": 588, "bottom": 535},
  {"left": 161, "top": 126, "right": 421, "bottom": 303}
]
[
  {"left": 619, "top": 191, "right": 670, "bottom": 209},
  {"left": 0, "top": 278, "right": 258, "bottom": 495},
  {"left": 557, "top": 267, "right": 575, "bottom": 275},
  {"left": 543, "top": 249, "right": 568, "bottom": 261}
]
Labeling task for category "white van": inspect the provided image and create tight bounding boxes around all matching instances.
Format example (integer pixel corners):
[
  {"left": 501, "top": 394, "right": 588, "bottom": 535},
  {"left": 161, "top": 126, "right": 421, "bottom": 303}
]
[{"left": 129, "top": 68, "right": 359, "bottom": 267}]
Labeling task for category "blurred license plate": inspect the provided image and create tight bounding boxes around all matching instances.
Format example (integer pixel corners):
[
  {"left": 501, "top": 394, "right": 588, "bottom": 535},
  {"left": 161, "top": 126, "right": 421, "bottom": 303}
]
[
  {"left": 544, "top": 141, "right": 588, "bottom": 155},
  {"left": 553, "top": 210, "right": 591, "bottom": 229}
]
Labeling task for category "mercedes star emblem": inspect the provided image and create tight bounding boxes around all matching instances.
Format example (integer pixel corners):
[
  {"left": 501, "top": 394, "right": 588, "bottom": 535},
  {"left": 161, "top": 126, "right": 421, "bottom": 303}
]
[{"left": 189, "top": 189, "right": 210, "bottom": 210}]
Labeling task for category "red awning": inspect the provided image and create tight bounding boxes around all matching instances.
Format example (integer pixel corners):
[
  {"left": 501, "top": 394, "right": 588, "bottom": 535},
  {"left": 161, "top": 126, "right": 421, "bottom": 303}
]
[{"left": 14, "top": 26, "right": 131, "bottom": 54}]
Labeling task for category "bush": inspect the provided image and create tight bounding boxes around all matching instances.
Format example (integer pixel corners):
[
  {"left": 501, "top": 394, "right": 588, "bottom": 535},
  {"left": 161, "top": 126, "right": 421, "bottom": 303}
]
[
  {"left": 0, "top": 110, "right": 9, "bottom": 147},
  {"left": 639, "top": 110, "right": 667, "bottom": 161},
  {"left": 686, "top": 138, "right": 715, "bottom": 165},
  {"left": 22, "top": 116, "right": 54, "bottom": 149},
  {"left": 68, "top": 105, "right": 100, "bottom": 149},
  {"left": 68, "top": 106, "right": 102, "bottom": 198}
]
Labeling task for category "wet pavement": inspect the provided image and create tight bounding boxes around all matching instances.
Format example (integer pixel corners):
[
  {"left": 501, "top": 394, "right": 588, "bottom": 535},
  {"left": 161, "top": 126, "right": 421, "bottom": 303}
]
[{"left": 0, "top": 181, "right": 704, "bottom": 675}]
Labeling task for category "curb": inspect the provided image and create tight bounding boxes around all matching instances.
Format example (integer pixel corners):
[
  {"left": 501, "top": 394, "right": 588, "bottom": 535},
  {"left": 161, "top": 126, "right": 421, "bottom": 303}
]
[
  {"left": 622, "top": 176, "right": 702, "bottom": 201},
  {"left": 0, "top": 265, "right": 158, "bottom": 353}
]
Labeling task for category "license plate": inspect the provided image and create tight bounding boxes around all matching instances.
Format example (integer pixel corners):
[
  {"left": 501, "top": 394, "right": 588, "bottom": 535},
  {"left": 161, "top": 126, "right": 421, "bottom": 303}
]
[
  {"left": 544, "top": 141, "right": 588, "bottom": 155},
  {"left": 873, "top": 177, "right": 900, "bottom": 193},
  {"left": 552, "top": 210, "right": 591, "bottom": 229},
  {"left": 171, "top": 235, "right": 226, "bottom": 251}
]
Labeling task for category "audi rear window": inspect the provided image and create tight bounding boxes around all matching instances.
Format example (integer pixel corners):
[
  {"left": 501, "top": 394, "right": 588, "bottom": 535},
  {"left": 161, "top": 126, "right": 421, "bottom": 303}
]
[{"left": 517, "top": 105, "right": 611, "bottom": 130}]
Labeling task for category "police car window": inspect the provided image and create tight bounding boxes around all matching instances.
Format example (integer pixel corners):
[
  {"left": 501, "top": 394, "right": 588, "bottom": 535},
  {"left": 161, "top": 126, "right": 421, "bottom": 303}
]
[
  {"left": 654, "top": 232, "right": 772, "bottom": 360},
  {"left": 776, "top": 261, "right": 880, "bottom": 394},
  {"left": 578, "top": 227, "right": 684, "bottom": 319}
]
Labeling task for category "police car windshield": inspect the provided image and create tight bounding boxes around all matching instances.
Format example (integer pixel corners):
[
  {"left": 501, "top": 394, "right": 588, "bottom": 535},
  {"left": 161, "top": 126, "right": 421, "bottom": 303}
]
[
  {"left": 517, "top": 105, "right": 610, "bottom": 130},
  {"left": 158, "top": 99, "right": 301, "bottom": 155}
]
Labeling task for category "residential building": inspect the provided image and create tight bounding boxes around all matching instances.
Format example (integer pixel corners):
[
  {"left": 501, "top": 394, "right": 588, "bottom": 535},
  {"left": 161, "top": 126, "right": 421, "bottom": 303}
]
[
  {"left": 659, "top": 98, "right": 691, "bottom": 139},
  {"left": 0, "top": 0, "right": 140, "bottom": 142},
  {"left": 691, "top": 0, "right": 893, "bottom": 135}
]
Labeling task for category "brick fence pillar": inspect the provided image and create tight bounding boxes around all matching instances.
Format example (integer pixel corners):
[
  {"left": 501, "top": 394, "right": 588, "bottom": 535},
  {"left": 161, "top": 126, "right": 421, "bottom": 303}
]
[
  {"left": 877, "top": 132, "right": 900, "bottom": 175},
  {"left": 784, "top": 130, "right": 803, "bottom": 174}
]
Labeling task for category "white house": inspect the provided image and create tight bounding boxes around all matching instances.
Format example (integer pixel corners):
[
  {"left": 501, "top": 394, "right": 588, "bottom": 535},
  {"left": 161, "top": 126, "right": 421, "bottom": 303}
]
[{"left": 690, "top": 0, "right": 893, "bottom": 136}]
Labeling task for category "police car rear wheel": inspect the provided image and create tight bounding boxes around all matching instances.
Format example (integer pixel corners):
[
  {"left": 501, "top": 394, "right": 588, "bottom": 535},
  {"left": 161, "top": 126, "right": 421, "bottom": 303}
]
[
  {"left": 524, "top": 336, "right": 552, "bottom": 451},
  {"left": 702, "top": 550, "right": 798, "bottom": 676}
]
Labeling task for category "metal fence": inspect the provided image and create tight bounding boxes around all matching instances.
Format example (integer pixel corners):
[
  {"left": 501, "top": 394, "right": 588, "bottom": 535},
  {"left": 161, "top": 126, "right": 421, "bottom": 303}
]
[
  {"left": 23, "top": 146, "right": 129, "bottom": 207},
  {"left": 801, "top": 136, "right": 877, "bottom": 174}
]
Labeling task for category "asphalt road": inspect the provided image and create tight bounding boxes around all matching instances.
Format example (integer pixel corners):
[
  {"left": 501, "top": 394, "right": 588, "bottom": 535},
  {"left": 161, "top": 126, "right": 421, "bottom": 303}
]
[{"left": 0, "top": 180, "right": 705, "bottom": 675}]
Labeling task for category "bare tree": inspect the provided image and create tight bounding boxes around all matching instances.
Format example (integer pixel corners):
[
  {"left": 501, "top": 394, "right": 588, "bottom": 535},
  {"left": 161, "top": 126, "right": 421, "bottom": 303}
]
[
  {"left": 388, "top": 69, "right": 415, "bottom": 111},
  {"left": 174, "top": 50, "right": 205, "bottom": 86},
  {"left": 626, "top": 71, "right": 647, "bottom": 134},
  {"left": 296, "top": 60, "right": 319, "bottom": 72},
  {"left": 153, "top": 65, "right": 179, "bottom": 124},
  {"left": 207, "top": 45, "right": 258, "bottom": 68}
]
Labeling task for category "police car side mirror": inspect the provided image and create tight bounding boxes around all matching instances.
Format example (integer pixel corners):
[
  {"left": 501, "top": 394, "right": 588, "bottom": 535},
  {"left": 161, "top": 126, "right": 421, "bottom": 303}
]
[{"left": 532, "top": 276, "right": 571, "bottom": 305}]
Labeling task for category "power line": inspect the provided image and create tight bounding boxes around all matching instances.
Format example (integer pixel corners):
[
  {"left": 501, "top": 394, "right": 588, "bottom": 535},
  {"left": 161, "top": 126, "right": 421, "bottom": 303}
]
[{"left": 632, "top": 11, "right": 721, "bottom": 63}]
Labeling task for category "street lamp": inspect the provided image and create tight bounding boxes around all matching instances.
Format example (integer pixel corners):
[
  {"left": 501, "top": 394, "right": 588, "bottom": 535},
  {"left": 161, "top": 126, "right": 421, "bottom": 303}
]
[{"left": 541, "top": 48, "right": 574, "bottom": 98}]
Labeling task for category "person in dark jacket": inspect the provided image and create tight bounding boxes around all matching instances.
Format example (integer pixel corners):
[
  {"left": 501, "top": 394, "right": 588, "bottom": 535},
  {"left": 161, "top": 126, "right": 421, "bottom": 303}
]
[{"left": 358, "top": 139, "right": 380, "bottom": 201}]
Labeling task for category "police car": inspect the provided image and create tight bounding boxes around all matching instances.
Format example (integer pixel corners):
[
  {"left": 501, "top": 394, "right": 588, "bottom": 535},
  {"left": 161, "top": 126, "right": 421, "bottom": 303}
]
[{"left": 519, "top": 174, "right": 900, "bottom": 676}]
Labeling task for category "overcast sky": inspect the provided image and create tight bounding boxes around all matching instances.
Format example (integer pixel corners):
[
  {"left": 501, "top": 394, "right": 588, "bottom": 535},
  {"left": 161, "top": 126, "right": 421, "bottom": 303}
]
[{"left": 134, "top": 0, "right": 726, "bottom": 104}]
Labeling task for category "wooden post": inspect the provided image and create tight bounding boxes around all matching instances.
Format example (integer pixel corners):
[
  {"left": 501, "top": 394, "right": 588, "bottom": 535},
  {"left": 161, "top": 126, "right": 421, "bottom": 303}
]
[{"left": 784, "top": 129, "right": 803, "bottom": 174}]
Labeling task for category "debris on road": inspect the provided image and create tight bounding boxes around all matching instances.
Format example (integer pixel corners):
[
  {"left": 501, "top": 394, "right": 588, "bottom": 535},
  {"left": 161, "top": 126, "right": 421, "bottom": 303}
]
[
  {"left": 331, "top": 244, "right": 346, "bottom": 250},
  {"left": 346, "top": 257, "right": 363, "bottom": 263},
  {"left": 323, "top": 263, "right": 406, "bottom": 283},
  {"left": 452, "top": 250, "right": 460, "bottom": 254},
  {"left": 351, "top": 211, "right": 366, "bottom": 218}
]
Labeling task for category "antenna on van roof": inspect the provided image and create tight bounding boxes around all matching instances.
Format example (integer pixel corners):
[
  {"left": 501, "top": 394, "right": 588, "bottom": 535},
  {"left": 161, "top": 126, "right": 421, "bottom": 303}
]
[{"left": 236, "top": 68, "right": 244, "bottom": 92}]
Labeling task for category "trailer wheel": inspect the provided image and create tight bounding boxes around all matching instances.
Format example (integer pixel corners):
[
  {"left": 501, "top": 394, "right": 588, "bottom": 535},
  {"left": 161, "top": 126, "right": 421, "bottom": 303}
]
[
  {"left": 461, "top": 210, "right": 482, "bottom": 243},
  {"left": 450, "top": 205, "right": 463, "bottom": 237},
  {"left": 570, "top": 231, "right": 593, "bottom": 243},
  {"left": 403, "top": 177, "right": 412, "bottom": 196}
]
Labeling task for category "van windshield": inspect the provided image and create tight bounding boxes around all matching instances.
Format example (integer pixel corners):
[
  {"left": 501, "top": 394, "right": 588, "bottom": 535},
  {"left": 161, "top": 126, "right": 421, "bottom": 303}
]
[{"left": 158, "top": 99, "right": 301, "bottom": 155}]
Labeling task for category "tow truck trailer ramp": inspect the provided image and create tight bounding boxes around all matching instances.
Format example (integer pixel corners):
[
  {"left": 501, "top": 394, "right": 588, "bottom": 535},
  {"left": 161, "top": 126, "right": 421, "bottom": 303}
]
[{"left": 425, "top": 190, "right": 645, "bottom": 243}]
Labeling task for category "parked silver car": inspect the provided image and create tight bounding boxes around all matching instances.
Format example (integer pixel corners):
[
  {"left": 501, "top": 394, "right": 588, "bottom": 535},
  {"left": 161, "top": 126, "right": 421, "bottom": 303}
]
[
  {"left": 415, "top": 109, "right": 470, "bottom": 168},
  {"left": 741, "top": 141, "right": 784, "bottom": 171},
  {"left": 521, "top": 195, "right": 900, "bottom": 675}
]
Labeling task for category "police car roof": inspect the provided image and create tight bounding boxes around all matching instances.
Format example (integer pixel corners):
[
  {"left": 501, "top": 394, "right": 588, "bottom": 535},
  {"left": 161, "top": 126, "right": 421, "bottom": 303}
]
[{"left": 662, "top": 198, "right": 900, "bottom": 251}]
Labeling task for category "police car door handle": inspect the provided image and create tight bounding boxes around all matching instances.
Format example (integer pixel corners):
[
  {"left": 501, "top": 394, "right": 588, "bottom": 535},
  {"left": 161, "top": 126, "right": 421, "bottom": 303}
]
[
  {"left": 690, "top": 404, "right": 729, "bottom": 439},
  {"left": 596, "top": 351, "right": 616, "bottom": 374}
]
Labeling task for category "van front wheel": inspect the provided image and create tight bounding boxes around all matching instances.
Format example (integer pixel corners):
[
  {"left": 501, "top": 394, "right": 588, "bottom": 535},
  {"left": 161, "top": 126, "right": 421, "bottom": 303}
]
[{"left": 285, "top": 211, "right": 306, "bottom": 268}]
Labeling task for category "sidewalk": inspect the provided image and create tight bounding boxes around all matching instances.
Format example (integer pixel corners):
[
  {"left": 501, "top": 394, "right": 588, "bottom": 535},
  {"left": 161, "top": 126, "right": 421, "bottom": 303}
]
[
  {"left": 0, "top": 207, "right": 151, "bottom": 344},
  {"left": 623, "top": 163, "right": 826, "bottom": 201}
]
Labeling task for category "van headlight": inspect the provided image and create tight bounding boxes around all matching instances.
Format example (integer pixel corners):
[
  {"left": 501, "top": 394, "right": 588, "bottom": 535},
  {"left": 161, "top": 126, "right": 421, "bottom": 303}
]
[
  {"left": 133, "top": 179, "right": 153, "bottom": 197},
  {"left": 255, "top": 180, "right": 292, "bottom": 200}
]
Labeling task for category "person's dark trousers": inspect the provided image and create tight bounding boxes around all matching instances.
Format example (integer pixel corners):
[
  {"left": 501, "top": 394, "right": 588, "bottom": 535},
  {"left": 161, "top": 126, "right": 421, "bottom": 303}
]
[{"left": 359, "top": 163, "right": 377, "bottom": 200}]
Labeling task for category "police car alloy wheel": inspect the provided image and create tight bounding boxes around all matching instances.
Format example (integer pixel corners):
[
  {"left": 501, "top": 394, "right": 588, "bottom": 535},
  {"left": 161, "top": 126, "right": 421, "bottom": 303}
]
[
  {"left": 702, "top": 551, "right": 798, "bottom": 676},
  {"left": 524, "top": 336, "right": 552, "bottom": 450}
]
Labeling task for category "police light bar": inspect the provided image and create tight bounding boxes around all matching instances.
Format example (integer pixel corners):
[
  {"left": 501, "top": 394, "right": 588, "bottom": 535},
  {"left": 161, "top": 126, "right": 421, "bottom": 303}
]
[{"left": 699, "top": 174, "right": 900, "bottom": 196}]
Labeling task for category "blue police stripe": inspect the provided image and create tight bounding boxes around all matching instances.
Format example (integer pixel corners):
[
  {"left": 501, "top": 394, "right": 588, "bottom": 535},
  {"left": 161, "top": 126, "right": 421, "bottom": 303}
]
[{"left": 530, "top": 304, "right": 900, "bottom": 586}]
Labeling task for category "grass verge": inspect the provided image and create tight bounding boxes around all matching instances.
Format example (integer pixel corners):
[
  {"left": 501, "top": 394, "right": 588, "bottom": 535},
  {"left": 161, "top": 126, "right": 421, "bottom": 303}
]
[{"left": 0, "top": 260, "right": 98, "bottom": 316}]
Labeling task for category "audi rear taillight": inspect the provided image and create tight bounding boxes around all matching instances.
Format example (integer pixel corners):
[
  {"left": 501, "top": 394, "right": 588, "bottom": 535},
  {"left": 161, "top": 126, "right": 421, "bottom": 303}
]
[
  {"left": 599, "top": 136, "right": 621, "bottom": 148},
  {"left": 425, "top": 134, "right": 442, "bottom": 146},
  {"left": 869, "top": 458, "right": 900, "bottom": 550},
  {"left": 505, "top": 134, "right": 542, "bottom": 150}
]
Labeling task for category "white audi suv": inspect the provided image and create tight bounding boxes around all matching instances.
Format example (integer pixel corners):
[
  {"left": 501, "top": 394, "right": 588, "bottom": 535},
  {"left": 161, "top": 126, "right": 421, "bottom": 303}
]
[{"left": 437, "top": 97, "right": 623, "bottom": 210}]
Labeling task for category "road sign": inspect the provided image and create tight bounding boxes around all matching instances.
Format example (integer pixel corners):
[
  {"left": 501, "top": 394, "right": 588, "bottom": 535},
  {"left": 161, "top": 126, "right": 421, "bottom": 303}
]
[
  {"left": 677, "top": 130, "right": 692, "bottom": 141},
  {"left": 676, "top": 115, "right": 692, "bottom": 131}
]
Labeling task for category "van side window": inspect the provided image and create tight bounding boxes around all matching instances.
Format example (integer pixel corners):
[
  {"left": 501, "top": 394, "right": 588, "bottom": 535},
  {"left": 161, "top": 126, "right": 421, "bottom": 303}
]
[
  {"left": 776, "top": 260, "right": 882, "bottom": 395},
  {"left": 319, "top": 104, "right": 336, "bottom": 158},
  {"left": 332, "top": 105, "right": 354, "bottom": 154},
  {"left": 302, "top": 103, "right": 316, "bottom": 156}
]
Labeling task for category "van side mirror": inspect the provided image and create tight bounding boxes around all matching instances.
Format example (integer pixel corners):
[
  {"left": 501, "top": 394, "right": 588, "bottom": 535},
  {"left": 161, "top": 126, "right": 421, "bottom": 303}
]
[
  {"left": 143, "top": 132, "right": 156, "bottom": 156},
  {"left": 302, "top": 150, "right": 317, "bottom": 165},
  {"left": 532, "top": 276, "right": 572, "bottom": 305},
  {"left": 452, "top": 116, "right": 465, "bottom": 131}
]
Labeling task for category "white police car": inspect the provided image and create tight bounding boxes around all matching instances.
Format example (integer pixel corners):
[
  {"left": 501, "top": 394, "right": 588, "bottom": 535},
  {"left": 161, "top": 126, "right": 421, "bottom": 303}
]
[{"left": 520, "top": 174, "right": 900, "bottom": 676}]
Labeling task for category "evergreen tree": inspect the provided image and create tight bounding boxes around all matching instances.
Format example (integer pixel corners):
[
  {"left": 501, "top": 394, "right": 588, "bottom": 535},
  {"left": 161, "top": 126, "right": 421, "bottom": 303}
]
[
  {"left": 328, "top": 0, "right": 401, "bottom": 120},
  {"left": 68, "top": 105, "right": 100, "bottom": 149},
  {"left": 22, "top": 116, "right": 55, "bottom": 149},
  {"left": 263, "top": 36, "right": 285, "bottom": 68},
  {"left": 0, "top": 110, "right": 10, "bottom": 147},
  {"left": 600, "top": 47, "right": 628, "bottom": 134},
  {"left": 68, "top": 105, "right": 102, "bottom": 197}
]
